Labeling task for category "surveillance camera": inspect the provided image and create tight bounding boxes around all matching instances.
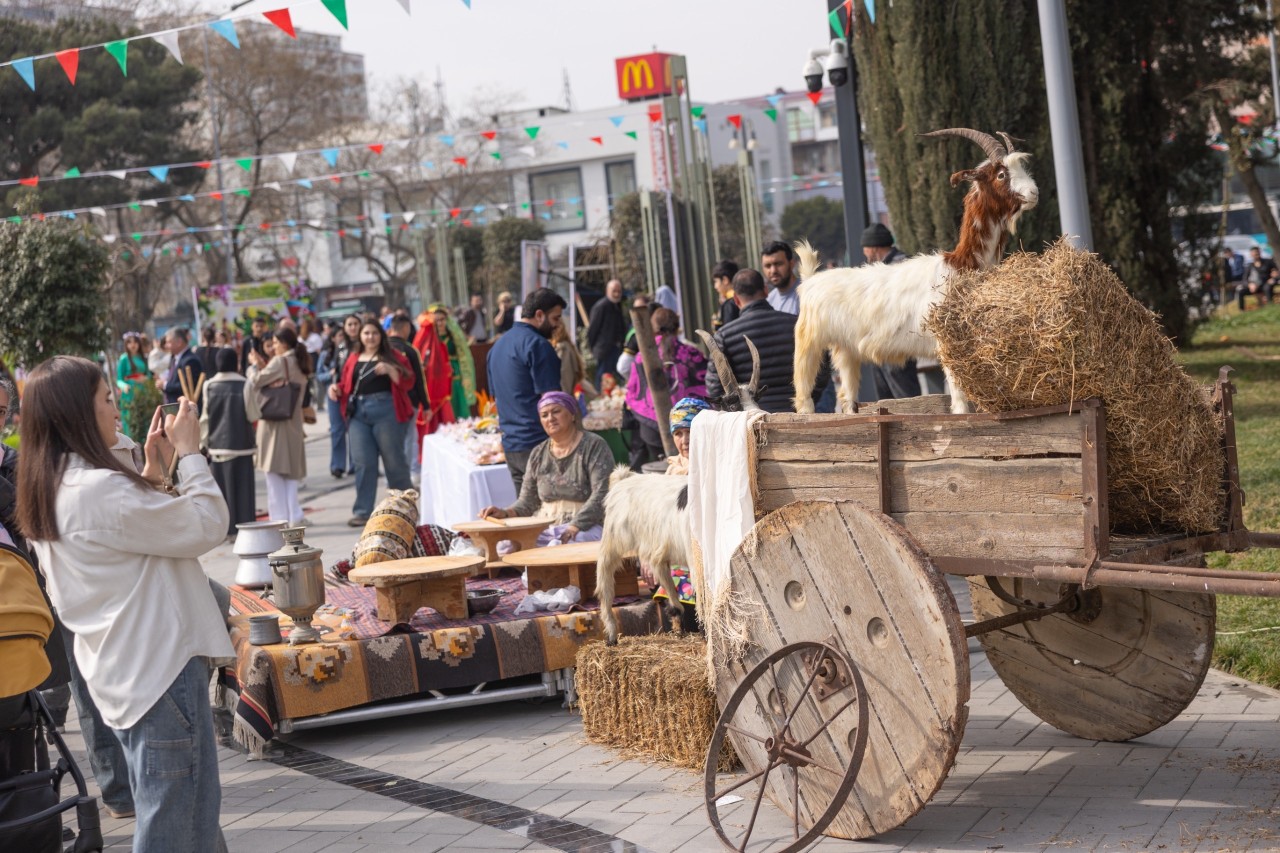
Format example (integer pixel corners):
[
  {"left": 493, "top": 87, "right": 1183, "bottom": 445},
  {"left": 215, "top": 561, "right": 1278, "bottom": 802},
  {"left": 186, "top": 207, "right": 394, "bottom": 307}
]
[
  {"left": 803, "top": 57, "right": 824, "bottom": 94},
  {"left": 825, "top": 39, "right": 849, "bottom": 87}
]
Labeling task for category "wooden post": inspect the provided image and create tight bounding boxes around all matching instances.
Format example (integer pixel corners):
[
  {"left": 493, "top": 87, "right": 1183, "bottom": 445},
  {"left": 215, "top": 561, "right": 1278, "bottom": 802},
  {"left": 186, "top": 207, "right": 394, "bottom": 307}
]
[{"left": 629, "top": 304, "right": 678, "bottom": 457}]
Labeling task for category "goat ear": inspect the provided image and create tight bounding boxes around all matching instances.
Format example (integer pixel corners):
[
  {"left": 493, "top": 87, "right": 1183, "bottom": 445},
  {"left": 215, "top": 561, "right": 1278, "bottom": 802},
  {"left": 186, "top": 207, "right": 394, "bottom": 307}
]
[{"left": 949, "top": 169, "right": 977, "bottom": 188}]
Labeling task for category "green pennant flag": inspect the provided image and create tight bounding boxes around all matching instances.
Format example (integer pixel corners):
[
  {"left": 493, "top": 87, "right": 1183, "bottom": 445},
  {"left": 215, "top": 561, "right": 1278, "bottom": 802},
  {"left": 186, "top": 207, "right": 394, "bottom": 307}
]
[
  {"left": 385, "top": 226, "right": 393, "bottom": 234},
  {"left": 7, "top": 216, "right": 20, "bottom": 224},
  {"left": 129, "top": 202, "right": 141, "bottom": 211},
  {"left": 235, "top": 189, "right": 251, "bottom": 197},
  {"left": 104, "top": 40, "right": 128, "bottom": 75},
  {"left": 161, "top": 248, "right": 170, "bottom": 256},
  {"left": 131, "top": 233, "right": 143, "bottom": 241},
  {"left": 764, "top": 108, "right": 778, "bottom": 123},
  {"left": 122, "top": 251, "right": 131, "bottom": 259},
  {"left": 236, "top": 158, "right": 253, "bottom": 172},
  {"left": 491, "top": 151, "right": 502, "bottom": 160},
  {"left": 64, "top": 166, "right": 81, "bottom": 178},
  {"left": 525, "top": 126, "right": 540, "bottom": 140},
  {"left": 690, "top": 106, "right": 705, "bottom": 119},
  {"left": 521, "top": 202, "right": 530, "bottom": 210},
  {"left": 360, "top": 170, "right": 371, "bottom": 178},
  {"left": 321, "top": 0, "right": 348, "bottom": 29},
  {"left": 624, "top": 131, "right": 638, "bottom": 140},
  {"left": 829, "top": 9, "right": 846, "bottom": 40}
]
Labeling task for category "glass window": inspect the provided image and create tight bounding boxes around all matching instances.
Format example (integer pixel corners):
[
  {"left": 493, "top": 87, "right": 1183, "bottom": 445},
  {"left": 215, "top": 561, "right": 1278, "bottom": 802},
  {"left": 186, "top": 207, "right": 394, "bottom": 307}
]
[
  {"left": 529, "top": 168, "right": 585, "bottom": 233},
  {"left": 605, "top": 160, "right": 637, "bottom": 210},
  {"left": 337, "top": 196, "right": 363, "bottom": 259},
  {"left": 818, "top": 104, "right": 837, "bottom": 129},
  {"left": 760, "top": 159, "right": 774, "bottom": 214},
  {"left": 787, "top": 107, "right": 815, "bottom": 143}
]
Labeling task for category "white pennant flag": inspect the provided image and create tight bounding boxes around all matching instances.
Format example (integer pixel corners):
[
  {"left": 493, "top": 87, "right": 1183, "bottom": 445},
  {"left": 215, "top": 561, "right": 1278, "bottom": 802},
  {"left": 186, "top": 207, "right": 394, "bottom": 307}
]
[
  {"left": 108, "top": 170, "right": 127, "bottom": 180},
  {"left": 142, "top": 200, "right": 159, "bottom": 207},
  {"left": 153, "top": 31, "right": 183, "bottom": 64},
  {"left": 402, "top": 211, "right": 416, "bottom": 223},
  {"left": 394, "top": 0, "right": 410, "bottom": 12},
  {"left": 277, "top": 152, "right": 298, "bottom": 173},
  {"left": 102, "top": 234, "right": 118, "bottom": 243},
  {"left": 90, "top": 207, "right": 107, "bottom": 217},
  {"left": 307, "top": 219, "right": 322, "bottom": 228},
  {"left": 263, "top": 181, "right": 281, "bottom": 192},
  {"left": 518, "top": 145, "right": 536, "bottom": 158}
]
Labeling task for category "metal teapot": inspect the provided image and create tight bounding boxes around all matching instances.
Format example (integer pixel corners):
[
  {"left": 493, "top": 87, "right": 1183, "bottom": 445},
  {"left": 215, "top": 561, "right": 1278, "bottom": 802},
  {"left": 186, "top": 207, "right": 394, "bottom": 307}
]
[{"left": 268, "top": 527, "right": 325, "bottom": 645}]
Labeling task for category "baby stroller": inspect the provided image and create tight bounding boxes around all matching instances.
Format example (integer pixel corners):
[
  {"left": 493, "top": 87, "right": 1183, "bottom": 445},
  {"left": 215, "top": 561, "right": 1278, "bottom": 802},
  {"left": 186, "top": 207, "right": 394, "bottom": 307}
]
[{"left": 0, "top": 542, "right": 103, "bottom": 853}]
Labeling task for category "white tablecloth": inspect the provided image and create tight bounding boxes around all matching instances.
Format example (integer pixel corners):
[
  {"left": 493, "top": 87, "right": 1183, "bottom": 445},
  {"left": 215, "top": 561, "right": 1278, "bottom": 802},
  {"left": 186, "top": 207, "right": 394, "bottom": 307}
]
[{"left": 418, "top": 433, "right": 517, "bottom": 527}]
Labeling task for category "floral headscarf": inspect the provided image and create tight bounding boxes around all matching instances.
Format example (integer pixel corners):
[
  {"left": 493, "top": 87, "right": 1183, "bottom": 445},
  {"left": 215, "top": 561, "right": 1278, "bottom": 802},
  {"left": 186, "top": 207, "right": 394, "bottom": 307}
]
[
  {"left": 426, "top": 303, "right": 476, "bottom": 407},
  {"left": 669, "top": 396, "right": 711, "bottom": 434}
]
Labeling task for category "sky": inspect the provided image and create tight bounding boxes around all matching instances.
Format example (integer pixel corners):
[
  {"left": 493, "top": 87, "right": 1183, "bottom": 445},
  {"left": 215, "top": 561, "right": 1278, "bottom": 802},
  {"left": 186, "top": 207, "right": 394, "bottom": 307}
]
[{"left": 226, "top": 0, "right": 835, "bottom": 114}]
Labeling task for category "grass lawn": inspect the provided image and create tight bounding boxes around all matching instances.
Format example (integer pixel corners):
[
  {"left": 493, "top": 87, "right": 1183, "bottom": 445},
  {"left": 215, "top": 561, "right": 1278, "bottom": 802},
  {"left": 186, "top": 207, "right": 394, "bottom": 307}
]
[{"left": 1180, "top": 304, "right": 1280, "bottom": 689}]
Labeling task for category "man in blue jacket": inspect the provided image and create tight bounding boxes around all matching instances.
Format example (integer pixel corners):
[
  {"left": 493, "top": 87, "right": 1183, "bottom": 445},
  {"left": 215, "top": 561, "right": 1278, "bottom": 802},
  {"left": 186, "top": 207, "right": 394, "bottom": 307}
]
[{"left": 486, "top": 288, "right": 566, "bottom": 491}]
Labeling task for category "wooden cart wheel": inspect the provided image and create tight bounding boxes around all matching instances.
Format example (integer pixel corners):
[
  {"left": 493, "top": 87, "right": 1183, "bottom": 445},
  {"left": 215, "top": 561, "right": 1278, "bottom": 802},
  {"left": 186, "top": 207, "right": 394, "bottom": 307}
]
[
  {"left": 704, "top": 641, "right": 869, "bottom": 853},
  {"left": 968, "top": 576, "right": 1215, "bottom": 742},
  {"left": 710, "top": 501, "right": 969, "bottom": 841}
]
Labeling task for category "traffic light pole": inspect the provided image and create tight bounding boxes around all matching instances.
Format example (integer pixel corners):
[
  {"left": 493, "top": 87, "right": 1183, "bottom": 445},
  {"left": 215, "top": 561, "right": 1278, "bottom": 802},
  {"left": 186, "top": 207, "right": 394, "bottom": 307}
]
[{"left": 828, "top": 0, "right": 870, "bottom": 266}]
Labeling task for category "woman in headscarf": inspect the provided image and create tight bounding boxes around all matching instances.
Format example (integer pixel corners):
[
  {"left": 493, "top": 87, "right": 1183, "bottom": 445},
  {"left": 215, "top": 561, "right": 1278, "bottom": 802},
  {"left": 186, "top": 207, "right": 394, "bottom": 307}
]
[
  {"left": 478, "top": 391, "right": 613, "bottom": 546},
  {"left": 665, "top": 397, "right": 711, "bottom": 476},
  {"left": 427, "top": 303, "right": 476, "bottom": 420}
]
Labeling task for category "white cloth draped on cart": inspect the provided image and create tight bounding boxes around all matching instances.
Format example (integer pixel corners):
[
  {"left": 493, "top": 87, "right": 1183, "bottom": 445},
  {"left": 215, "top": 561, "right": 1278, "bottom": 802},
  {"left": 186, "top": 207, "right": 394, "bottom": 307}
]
[{"left": 687, "top": 409, "right": 765, "bottom": 684}]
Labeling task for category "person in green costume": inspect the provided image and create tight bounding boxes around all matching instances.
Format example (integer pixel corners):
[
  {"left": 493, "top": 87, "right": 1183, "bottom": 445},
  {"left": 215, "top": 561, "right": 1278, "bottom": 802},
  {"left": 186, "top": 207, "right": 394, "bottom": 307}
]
[
  {"left": 428, "top": 303, "right": 477, "bottom": 419},
  {"left": 115, "top": 333, "right": 153, "bottom": 439}
]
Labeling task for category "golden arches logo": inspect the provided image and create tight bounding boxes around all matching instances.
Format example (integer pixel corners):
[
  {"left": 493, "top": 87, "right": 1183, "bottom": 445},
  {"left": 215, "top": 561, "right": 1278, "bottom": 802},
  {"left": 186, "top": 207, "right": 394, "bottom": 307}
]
[{"left": 620, "top": 60, "right": 655, "bottom": 94}]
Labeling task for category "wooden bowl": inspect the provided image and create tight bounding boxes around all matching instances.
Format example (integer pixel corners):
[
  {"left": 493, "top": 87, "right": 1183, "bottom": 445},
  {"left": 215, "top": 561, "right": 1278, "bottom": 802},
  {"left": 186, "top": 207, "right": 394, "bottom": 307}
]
[{"left": 467, "top": 589, "right": 504, "bottom": 616}]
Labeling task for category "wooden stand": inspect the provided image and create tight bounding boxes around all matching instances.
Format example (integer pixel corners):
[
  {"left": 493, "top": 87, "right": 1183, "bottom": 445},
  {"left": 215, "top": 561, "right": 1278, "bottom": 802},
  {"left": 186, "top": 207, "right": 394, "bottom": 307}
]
[
  {"left": 507, "top": 541, "right": 639, "bottom": 600},
  {"left": 453, "top": 516, "right": 550, "bottom": 578},
  {"left": 348, "top": 555, "right": 483, "bottom": 622}
]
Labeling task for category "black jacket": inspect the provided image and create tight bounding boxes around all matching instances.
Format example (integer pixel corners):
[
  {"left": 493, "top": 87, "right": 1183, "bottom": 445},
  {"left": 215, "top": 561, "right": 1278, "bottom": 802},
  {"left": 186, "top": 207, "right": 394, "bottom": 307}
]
[
  {"left": 389, "top": 337, "right": 430, "bottom": 410},
  {"left": 587, "top": 298, "right": 628, "bottom": 359},
  {"left": 706, "top": 300, "right": 830, "bottom": 413},
  {"left": 203, "top": 374, "right": 255, "bottom": 453},
  {"left": 164, "top": 347, "right": 205, "bottom": 407}
]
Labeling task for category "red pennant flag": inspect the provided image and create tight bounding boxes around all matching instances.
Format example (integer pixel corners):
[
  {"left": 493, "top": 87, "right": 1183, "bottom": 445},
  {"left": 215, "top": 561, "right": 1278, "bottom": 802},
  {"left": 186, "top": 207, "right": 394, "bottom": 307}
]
[
  {"left": 330, "top": 176, "right": 341, "bottom": 183},
  {"left": 368, "top": 143, "right": 384, "bottom": 154},
  {"left": 35, "top": 213, "right": 45, "bottom": 221},
  {"left": 481, "top": 130, "right": 497, "bottom": 141},
  {"left": 648, "top": 106, "right": 663, "bottom": 123},
  {"left": 196, "top": 161, "right": 213, "bottom": 169},
  {"left": 18, "top": 177, "right": 38, "bottom": 187},
  {"left": 55, "top": 48, "right": 79, "bottom": 84},
  {"left": 462, "top": 219, "right": 472, "bottom": 227},
  {"left": 260, "top": 222, "right": 272, "bottom": 230},
  {"left": 544, "top": 199, "right": 555, "bottom": 207},
  {"left": 452, "top": 157, "right": 468, "bottom": 167},
  {"left": 211, "top": 191, "right": 223, "bottom": 200},
  {"left": 338, "top": 229, "right": 346, "bottom": 237},
  {"left": 807, "top": 91, "right": 823, "bottom": 105},
  {"left": 450, "top": 208, "right": 461, "bottom": 218},
  {"left": 590, "top": 136, "right": 603, "bottom": 145},
  {"left": 727, "top": 114, "right": 742, "bottom": 129},
  {"left": 263, "top": 9, "right": 296, "bottom": 37}
]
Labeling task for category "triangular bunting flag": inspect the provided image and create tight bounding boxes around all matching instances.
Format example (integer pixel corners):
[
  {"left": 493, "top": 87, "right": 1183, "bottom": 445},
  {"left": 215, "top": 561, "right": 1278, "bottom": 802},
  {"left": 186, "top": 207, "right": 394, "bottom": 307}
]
[
  {"left": 149, "top": 166, "right": 170, "bottom": 181},
  {"left": 764, "top": 108, "right": 778, "bottom": 123},
  {"left": 440, "top": 134, "right": 455, "bottom": 146},
  {"left": 142, "top": 199, "right": 159, "bottom": 207},
  {"left": 104, "top": 40, "right": 128, "bottom": 76},
  {"left": 263, "top": 182, "right": 282, "bottom": 191},
  {"left": 624, "top": 131, "right": 638, "bottom": 140},
  {"left": 648, "top": 107, "right": 663, "bottom": 123},
  {"left": 108, "top": 170, "right": 128, "bottom": 180},
  {"left": 394, "top": 0, "right": 411, "bottom": 12},
  {"left": 690, "top": 106, "right": 705, "bottom": 119},
  {"left": 208, "top": 20, "right": 240, "bottom": 49},
  {"left": 13, "top": 58, "right": 35, "bottom": 90},
  {"left": 728, "top": 114, "right": 742, "bottom": 129},
  {"left": 153, "top": 31, "right": 183, "bottom": 64},
  {"left": 369, "top": 143, "right": 384, "bottom": 154},
  {"left": 556, "top": 141, "right": 569, "bottom": 150},
  {"left": 179, "top": 195, "right": 196, "bottom": 202},
  {"left": 829, "top": 8, "right": 846, "bottom": 40},
  {"left": 236, "top": 158, "right": 253, "bottom": 172},
  {"left": 807, "top": 91, "right": 823, "bottom": 106},
  {"left": 490, "top": 152, "right": 502, "bottom": 160},
  {"left": 590, "top": 136, "right": 603, "bottom": 145},
  {"left": 90, "top": 207, "right": 106, "bottom": 217},
  {"left": 460, "top": 0, "right": 470, "bottom": 7},
  {"left": 518, "top": 146, "right": 536, "bottom": 157},
  {"left": 321, "top": 0, "right": 349, "bottom": 28},
  {"left": 56, "top": 49, "right": 79, "bottom": 84},
  {"left": 864, "top": 0, "right": 875, "bottom": 25},
  {"left": 330, "top": 175, "right": 342, "bottom": 184},
  {"left": 321, "top": 149, "right": 339, "bottom": 167},
  {"left": 17, "top": 177, "right": 38, "bottom": 187},
  {"left": 196, "top": 161, "right": 212, "bottom": 169},
  {"left": 64, "top": 167, "right": 81, "bottom": 178},
  {"left": 402, "top": 211, "right": 416, "bottom": 223},
  {"left": 211, "top": 192, "right": 223, "bottom": 200},
  {"left": 297, "top": 179, "right": 313, "bottom": 188},
  {"left": 766, "top": 94, "right": 783, "bottom": 108},
  {"left": 450, "top": 208, "right": 461, "bottom": 218},
  {"left": 694, "top": 119, "right": 708, "bottom": 134},
  {"left": 481, "top": 130, "right": 497, "bottom": 141},
  {"left": 129, "top": 203, "right": 141, "bottom": 211},
  {"left": 609, "top": 116, "right": 624, "bottom": 128},
  {"left": 102, "top": 234, "right": 117, "bottom": 244},
  {"left": 277, "top": 152, "right": 298, "bottom": 173},
  {"left": 308, "top": 219, "right": 322, "bottom": 228},
  {"left": 525, "top": 126, "right": 540, "bottom": 139},
  {"left": 453, "top": 157, "right": 468, "bottom": 167},
  {"left": 235, "top": 189, "right": 251, "bottom": 197},
  {"left": 263, "top": 9, "right": 296, "bottom": 38}
]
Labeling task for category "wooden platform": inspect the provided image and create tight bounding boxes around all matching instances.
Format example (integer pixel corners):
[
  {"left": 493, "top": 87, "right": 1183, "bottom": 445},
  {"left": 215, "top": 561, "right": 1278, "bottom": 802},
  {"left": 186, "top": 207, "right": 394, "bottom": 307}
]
[
  {"left": 507, "top": 541, "right": 640, "bottom": 600},
  {"left": 454, "top": 516, "right": 549, "bottom": 578},
  {"left": 348, "top": 555, "right": 484, "bottom": 622}
]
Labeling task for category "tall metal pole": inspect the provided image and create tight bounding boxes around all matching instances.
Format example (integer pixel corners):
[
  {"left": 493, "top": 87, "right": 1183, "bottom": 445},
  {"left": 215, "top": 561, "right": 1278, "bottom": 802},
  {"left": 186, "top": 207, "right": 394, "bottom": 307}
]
[
  {"left": 828, "top": 0, "right": 869, "bottom": 266},
  {"left": 1268, "top": 0, "right": 1280, "bottom": 136},
  {"left": 200, "top": 27, "right": 237, "bottom": 287},
  {"left": 1037, "top": 0, "right": 1094, "bottom": 250}
]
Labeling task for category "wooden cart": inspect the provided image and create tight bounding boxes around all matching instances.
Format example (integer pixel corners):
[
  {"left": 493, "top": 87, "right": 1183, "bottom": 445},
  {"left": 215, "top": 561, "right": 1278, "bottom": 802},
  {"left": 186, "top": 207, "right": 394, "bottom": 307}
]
[{"left": 702, "top": 369, "right": 1280, "bottom": 852}]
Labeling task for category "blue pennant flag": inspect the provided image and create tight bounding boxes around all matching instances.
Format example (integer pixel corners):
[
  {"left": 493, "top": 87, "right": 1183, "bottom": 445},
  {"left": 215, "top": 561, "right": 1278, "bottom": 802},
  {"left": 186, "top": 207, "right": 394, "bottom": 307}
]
[
  {"left": 440, "top": 135, "right": 455, "bottom": 147},
  {"left": 287, "top": 219, "right": 297, "bottom": 227},
  {"left": 297, "top": 178, "right": 313, "bottom": 188},
  {"left": 321, "top": 148, "right": 339, "bottom": 168},
  {"left": 694, "top": 118, "right": 708, "bottom": 134},
  {"left": 208, "top": 20, "right": 240, "bottom": 48},
  {"left": 556, "top": 141, "right": 569, "bottom": 150},
  {"left": 422, "top": 160, "right": 435, "bottom": 169},
  {"left": 142, "top": 248, "right": 153, "bottom": 259},
  {"left": 472, "top": 205, "right": 485, "bottom": 213},
  {"left": 13, "top": 57, "right": 35, "bottom": 90},
  {"left": 149, "top": 166, "right": 170, "bottom": 182},
  {"left": 181, "top": 195, "right": 196, "bottom": 202},
  {"left": 608, "top": 116, "right": 624, "bottom": 128},
  {"left": 865, "top": 0, "right": 875, "bottom": 24},
  {"left": 766, "top": 94, "right": 783, "bottom": 109},
  {"left": 64, "top": 212, "right": 76, "bottom": 219}
]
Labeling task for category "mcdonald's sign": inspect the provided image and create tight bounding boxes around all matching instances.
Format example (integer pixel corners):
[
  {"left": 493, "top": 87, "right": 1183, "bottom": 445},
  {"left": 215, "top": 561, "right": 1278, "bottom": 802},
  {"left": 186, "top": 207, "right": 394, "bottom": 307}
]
[{"left": 615, "top": 52, "right": 674, "bottom": 101}]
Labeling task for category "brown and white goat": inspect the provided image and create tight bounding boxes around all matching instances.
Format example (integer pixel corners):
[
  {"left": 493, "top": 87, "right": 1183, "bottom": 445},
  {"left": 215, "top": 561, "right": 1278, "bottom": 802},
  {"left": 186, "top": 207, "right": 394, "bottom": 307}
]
[
  {"left": 792, "top": 128, "right": 1039, "bottom": 414},
  {"left": 597, "top": 334, "right": 761, "bottom": 645}
]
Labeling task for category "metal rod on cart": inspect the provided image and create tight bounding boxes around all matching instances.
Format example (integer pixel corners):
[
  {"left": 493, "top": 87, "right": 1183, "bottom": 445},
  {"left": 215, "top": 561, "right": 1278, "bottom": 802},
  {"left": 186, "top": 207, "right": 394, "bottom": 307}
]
[{"left": 1030, "top": 563, "right": 1280, "bottom": 598}]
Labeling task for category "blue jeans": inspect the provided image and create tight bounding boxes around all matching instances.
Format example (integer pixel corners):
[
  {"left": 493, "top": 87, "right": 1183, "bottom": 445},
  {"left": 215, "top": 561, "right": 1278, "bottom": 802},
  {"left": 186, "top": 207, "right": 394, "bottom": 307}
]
[
  {"left": 61, "top": 626, "right": 134, "bottom": 813},
  {"left": 111, "top": 657, "right": 225, "bottom": 853},
  {"left": 347, "top": 391, "right": 413, "bottom": 518},
  {"left": 326, "top": 393, "right": 350, "bottom": 474}
]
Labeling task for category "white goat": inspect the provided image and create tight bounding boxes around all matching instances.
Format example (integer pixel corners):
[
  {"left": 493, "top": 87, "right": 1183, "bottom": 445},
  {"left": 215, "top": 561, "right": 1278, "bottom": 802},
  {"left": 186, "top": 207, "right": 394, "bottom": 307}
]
[{"left": 792, "top": 128, "right": 1040, "bottom": 415}]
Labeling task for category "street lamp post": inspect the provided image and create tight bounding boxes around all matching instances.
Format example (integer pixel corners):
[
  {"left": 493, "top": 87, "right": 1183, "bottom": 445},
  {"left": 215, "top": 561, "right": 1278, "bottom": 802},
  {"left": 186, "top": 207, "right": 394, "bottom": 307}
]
[{"left": 826, "top": 0, "right": 870, "bottom": 266}]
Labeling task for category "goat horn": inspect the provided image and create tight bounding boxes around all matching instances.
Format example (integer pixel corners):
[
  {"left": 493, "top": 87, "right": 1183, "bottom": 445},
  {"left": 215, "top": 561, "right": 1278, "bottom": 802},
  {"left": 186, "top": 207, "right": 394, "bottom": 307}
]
[
  {"left": 696, "top": 330, "right": 739, "bottom": 397},
  {"left": 996, "top": 131, "right": 1018, "bottom": 154},
  {"left": 920, "top": 128, "right": 1007, "bottom": 164},
  {"left": 744, "top": 335, "right": 761, "bottom": 397}
]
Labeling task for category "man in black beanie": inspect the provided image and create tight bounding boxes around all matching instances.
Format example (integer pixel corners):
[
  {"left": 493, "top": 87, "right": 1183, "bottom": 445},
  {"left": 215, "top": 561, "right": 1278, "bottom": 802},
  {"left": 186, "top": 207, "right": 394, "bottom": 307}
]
[{"left": 860, "top": 223, "right": 923, "bottom": 399}]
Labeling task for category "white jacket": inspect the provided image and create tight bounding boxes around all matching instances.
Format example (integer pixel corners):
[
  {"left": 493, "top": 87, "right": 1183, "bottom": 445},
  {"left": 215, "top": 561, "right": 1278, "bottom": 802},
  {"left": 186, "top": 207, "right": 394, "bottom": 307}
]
[{"left": 32, "top": 453, "right": 232, "bottom": 730}]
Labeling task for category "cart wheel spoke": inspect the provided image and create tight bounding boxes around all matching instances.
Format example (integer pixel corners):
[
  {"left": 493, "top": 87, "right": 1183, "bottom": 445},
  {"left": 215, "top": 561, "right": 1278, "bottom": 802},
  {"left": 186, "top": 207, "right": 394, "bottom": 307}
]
[
  {"left": 798, "top": 695, "right": 863, "bottom": 749},
  {"left": 738, "top": 758, "right": 777, "bottom": 852},
  {"left": 792, "top": 767, "right": 800, "bottom": 840},
  {"left": 713, "top": 758, "right": 778, "bottom": 801},
  {"left": 724, "top": 724, "right": 770, "bottom": 745}
]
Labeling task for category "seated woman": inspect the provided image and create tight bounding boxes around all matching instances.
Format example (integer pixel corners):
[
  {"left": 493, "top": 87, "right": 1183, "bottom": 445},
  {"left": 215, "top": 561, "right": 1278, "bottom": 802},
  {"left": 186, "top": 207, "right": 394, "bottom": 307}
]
[{"left": 479, "top": 391, "right": 613, "bottom": 546}]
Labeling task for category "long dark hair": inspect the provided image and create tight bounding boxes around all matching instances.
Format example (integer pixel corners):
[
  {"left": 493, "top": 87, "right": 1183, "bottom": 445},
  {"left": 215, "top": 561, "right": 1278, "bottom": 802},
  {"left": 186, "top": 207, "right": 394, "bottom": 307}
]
[
  {"left": 274, "top": 326, "right": 312, "bottom": 376},
  {"left": 651, "top": 306, "right": 680, "bottom": 365},
  {"left": 17, "top": 356, "right": 152, "bottom": 542},
  {"left": 358, "top": 320, "right": 396, "bottom": 362}
]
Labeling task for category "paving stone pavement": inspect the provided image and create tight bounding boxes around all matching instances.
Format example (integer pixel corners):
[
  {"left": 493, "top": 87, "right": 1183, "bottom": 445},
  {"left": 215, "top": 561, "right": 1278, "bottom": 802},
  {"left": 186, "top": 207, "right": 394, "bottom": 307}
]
[{"left": 58, "top": 414, "right": 1280, "bottom": 852}]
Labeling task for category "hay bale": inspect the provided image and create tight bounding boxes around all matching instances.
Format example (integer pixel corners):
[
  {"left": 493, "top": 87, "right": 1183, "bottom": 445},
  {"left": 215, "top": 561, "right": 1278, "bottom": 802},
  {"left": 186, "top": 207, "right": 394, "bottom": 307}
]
[
  {"left": 927, "top": 238, "right": 1222, "bottom": 533},
  {"left": 576, "top": 635, "right": 737, "bottom": 772}
]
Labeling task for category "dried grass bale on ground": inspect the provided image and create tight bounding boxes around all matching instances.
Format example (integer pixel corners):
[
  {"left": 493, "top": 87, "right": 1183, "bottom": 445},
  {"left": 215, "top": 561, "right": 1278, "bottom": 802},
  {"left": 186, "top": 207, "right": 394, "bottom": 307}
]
[
  {"left": 926, "top": 238, "right": 1222, "bottom": 533},
  {"left": 577, "top": 634, "right": 736, "bottom": 771}
]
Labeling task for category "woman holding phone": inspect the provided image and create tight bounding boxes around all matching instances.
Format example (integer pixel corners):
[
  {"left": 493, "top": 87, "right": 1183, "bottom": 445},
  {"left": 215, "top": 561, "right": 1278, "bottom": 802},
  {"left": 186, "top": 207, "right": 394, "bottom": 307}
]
[
  {"left": 17, "top": 357, "right": 231, "bottom": 852},
  {"left": 329, "top": 320, "right": 415, "bottom": 526}
]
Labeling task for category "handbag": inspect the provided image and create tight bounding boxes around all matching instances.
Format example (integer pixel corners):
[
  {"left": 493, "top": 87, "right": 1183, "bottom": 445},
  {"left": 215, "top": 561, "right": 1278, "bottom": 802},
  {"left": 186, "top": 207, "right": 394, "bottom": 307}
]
[
  {"left": 301, "top": 377, "right": 317, "bottom": 424},
  {"left": 257, "top": 358, "right": 300, "bottom": 421}
]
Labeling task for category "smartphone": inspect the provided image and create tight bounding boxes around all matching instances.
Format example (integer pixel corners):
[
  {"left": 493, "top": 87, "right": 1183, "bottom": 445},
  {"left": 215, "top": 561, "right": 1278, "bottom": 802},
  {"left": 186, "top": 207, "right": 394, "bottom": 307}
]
[{"left": 159, "top": 403, "right": 181, "bottom": 418}]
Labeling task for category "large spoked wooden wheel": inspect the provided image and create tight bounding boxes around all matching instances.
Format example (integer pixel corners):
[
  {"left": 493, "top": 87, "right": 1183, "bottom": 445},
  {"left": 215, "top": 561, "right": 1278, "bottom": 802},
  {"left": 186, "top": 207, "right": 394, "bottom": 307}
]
[{"left": 705, "top": 641, "right": 869, "bottom": 853}]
